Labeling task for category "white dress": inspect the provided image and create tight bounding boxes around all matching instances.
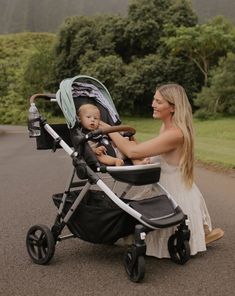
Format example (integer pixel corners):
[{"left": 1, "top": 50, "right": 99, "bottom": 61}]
[{"left": 124, "top": 156, "right": 212, "bottom": 258}]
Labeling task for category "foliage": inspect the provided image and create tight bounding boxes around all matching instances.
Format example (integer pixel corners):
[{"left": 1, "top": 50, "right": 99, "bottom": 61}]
[
  {"left": 195, "top": 52, "right": 235, "bottom": 117},
  {"left": 0, "top": 33, "right": 56, "bottom": 124},
  {"left": 167, "top": 0, "right": 198, "bottom": 27},
  {"left": 123, "top": 0, "right": 171, "bottom": 59},
  {"left": 164, "top": 16, "right": 235, "bottom": 85},
  {"left": 80, "top": 54, "right": 126, "bottom": 107},
  {"left": 1, "top": 2, "right": 235, "bottom": 125},
  {"left": 51, "top": 0, "right": 200, "bottom": 115}
]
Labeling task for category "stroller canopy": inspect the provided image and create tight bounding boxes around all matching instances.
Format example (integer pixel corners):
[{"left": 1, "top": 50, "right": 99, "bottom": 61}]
[{"left": 56, "top": 75, "right": 120, "bottom": 129}]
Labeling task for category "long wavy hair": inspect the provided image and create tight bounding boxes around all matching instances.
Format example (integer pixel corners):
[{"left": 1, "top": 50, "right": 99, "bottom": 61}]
[{"left": 157, "top": 84, "right": 194, "bottom": 187}]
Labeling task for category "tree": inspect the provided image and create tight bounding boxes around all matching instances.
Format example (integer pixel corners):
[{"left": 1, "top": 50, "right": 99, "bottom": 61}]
[
  {"left": 54, "top": 15, "right": 118, "bottom": 81},
  {"left": 166, "top": 0, "right": 198, "bottom": 27},
  {"left": 123, "top": 0, "right": 172, "bottom": 59},
  {"left": 79, "top": 54, "right": 126, "bottom": 109},
  {"left": 195, "top": 52, "right": 235, "bottom": 117},
  {"left": 164, "top": 16, "right": 235, "bottom": 86}
]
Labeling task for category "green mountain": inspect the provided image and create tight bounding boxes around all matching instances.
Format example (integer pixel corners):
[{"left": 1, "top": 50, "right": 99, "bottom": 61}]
[{"left": 0, "top": 0, "right": 234, "bottom": 34}]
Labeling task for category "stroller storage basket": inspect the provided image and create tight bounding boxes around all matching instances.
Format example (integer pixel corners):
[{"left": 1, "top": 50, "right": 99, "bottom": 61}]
[
  {"left": 52, "top": 190, "right": 137, "bottom": 244},
  {"left": 36, "top": 123, "right": 72, "bottom": 150}
]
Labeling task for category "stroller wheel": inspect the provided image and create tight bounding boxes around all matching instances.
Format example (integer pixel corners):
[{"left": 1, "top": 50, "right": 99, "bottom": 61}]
[
  {"left": 124, "top": 248, "right": 145, "bottom": 283},
  {"left": 168, "top": 234, "right": 190, "bottom": 265},
  {"left": 26, "top": 224, "right": 55, "bottom": 265}
]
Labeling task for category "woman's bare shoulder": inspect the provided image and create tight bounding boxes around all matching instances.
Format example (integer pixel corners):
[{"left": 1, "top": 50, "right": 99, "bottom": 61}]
[{"left": 162, "top": 126, "right": 184, "bottom": 140}]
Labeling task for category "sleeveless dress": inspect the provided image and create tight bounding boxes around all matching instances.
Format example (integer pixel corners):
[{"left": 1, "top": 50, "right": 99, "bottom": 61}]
[{"left": 123, "top": 155, "right": 212, "bottom": 258}]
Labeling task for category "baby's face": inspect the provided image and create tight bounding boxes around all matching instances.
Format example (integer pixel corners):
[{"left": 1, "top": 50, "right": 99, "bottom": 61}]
[{"left": 80, "top": 108, "right": 100, "bottom": 131}]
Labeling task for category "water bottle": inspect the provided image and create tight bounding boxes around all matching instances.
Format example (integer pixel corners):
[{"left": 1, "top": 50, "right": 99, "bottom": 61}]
[{"left": 28, "top": 102, "right": 41, "bottom": 137}]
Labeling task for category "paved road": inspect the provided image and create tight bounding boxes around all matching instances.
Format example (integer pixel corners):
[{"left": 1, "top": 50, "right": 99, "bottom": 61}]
[{"left": 0, "top": 125, "right": 235, "bottom": 296}]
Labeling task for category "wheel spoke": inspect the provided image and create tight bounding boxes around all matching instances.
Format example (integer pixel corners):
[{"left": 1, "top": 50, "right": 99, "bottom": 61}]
[
  {"left": 28, "top": 234, "right": 39, "bottom": 244},
  {"left": 39, "top": 232, "right": 45, "bottom": 241},
  {"left": 37, "top": 246, "right": 43, "bottom": 259}
]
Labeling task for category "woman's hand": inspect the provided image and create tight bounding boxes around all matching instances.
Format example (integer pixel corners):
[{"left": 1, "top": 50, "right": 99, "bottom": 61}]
[{"left": 99, "top": 120, "right": 110, "bottom": 129}]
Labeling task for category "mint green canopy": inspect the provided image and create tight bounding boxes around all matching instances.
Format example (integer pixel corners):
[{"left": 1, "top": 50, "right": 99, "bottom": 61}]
[{"left": 56, "top": 75, "right": 120, "bottom": 129}]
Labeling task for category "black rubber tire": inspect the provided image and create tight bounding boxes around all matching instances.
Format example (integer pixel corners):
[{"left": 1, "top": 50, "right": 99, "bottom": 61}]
[
  {"left": 124, "top": 249, "right": 145, "bottom": 283},
  {"left": 26, "top": 224, "right": 55, "bottom": 265},
  {"left": 168, "top": 234, "right": 190, "bottom": 265}
]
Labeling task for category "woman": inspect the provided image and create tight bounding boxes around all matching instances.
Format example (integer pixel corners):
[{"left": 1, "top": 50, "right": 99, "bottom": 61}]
[{"left": 100, "top": 83, "right": 224, "bottom": 258}]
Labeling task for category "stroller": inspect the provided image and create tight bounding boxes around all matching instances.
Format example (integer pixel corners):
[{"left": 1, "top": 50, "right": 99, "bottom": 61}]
[{"left": 26, "top": 75, "right": 191, "bottom": 282}]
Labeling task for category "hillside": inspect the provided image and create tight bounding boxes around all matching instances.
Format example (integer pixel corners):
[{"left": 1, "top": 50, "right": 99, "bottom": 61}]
[
  {"left": 0, "top": 0, "right": 234, "bottom": 34},
  {"left": 0, "top": 0, "right": 129, "bottom": 34},
  {"left": 191, "top": 0, "right": 235, "bottom": 23}
]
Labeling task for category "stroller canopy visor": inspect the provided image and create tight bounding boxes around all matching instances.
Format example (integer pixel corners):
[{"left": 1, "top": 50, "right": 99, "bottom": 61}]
[{"left": 56, "top": 75, "right": 120, "bottom": 129}]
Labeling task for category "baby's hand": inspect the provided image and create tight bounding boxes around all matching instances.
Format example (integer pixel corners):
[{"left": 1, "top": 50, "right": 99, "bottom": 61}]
[
  {"left": 115, "top": 158, "right": 124, "bottom": 166},
  {"left": 95, "top": 146, "right": 106, "bottom": 156},
  {"left": 142, "top": 157, "right": 150, "bottom": 164}
]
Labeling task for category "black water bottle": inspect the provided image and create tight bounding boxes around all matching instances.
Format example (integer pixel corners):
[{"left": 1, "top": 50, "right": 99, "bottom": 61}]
[{"left": 28, "top": 103, "right": 41, "bottom": 137}]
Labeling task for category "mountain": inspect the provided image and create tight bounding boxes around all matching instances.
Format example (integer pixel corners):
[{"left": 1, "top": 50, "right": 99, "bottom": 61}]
[
  {"left": 0, "top": 0, "right": 129, "bottom": 34},
  {"left": 191, "top": 0, "right": 235, "bottom": 23},
  {"left": 0, "top": 0, "right": 234, "bottom": 34}
]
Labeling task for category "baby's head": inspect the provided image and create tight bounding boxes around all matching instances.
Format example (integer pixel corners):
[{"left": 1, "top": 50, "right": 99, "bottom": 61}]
[{"left": 77, "top": 104, "right": 100, "bottom": 131}]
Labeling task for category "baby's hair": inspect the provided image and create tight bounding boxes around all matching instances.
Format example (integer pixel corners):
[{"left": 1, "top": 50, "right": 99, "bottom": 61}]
[{"left": 77, "top": 103, "right": 100, "bottom": 116}]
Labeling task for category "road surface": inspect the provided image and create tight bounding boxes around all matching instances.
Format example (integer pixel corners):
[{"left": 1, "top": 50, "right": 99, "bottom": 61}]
[{"left": 0, "top": 125, "right": 234, "bottom": 296}]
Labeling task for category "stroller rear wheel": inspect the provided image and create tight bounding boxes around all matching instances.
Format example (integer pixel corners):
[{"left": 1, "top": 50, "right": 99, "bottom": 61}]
[
  {"left": 124, "top": 248, "right": 145, "bottom": 282},
  {"left": 26, "top": 224, "right": 55, "bottom": 265},
  {"left": 168, "top": 234, "right": 190, "bottom": 265}
]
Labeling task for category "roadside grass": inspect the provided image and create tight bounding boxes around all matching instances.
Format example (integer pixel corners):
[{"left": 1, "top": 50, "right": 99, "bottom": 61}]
[
  {"left": 193, "top": 118, "right": 235, "bottom": 169},
  {"left": 121, "top": 116, "right": 235, "bottom": 169},
  {"left": 34, "top": 115, "right": 235, "bottom": 169}
]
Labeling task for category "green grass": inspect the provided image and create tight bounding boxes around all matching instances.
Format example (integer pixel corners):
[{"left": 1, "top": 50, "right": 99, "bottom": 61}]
[
  {"left": 121, "top": 117, "right": 235, "bottom": 169},
  {"left": 47, "top": 115, "right": 235, "bottom": 169}
]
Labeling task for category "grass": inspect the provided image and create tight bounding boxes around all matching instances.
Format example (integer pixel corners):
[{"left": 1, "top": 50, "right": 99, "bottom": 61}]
[
  {"left": 36, "top": 115, "right": 235, "bottom": 169},
  {"left": 121, "top": 116, "right": 235, "bottom": 169}
]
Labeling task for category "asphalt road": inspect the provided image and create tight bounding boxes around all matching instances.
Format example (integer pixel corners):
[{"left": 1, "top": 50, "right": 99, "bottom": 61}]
[{"left": 0, "top": 125, "right": 235, "bottom": 296}]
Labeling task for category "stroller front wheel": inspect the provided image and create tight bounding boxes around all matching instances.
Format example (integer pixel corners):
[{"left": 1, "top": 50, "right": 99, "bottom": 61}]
[
  {"left": 168, "top": 234, "right": 190, "bottom": 265},
  {"left": 26, "top": 224, "right": 55, "bottom": 265},
  {"left": 124, "top": 248, "right": 145, "bottom": 282}
]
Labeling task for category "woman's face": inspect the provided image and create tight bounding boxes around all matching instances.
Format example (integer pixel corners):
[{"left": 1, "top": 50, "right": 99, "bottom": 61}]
[{"left": 152, "top": 90, "right": 174, "bottom": 120}]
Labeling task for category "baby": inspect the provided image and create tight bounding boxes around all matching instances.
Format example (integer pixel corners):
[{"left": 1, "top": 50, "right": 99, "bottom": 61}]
[{"left": 77, "top": 103, "right": 148, "bottom": 166}]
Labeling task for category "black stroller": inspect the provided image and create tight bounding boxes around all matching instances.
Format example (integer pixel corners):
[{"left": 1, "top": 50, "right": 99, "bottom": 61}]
[{"left": 26, "top": 75, "right": 191, "bottom": 282}]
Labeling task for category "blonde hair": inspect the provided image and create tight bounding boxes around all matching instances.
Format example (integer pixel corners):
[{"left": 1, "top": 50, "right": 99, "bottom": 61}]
[
  {"left": 157, "top": 84, "right": 194, "bottom": 187},
  {"left": 78, "top": 104, "right": 100, "bottom": 117}
]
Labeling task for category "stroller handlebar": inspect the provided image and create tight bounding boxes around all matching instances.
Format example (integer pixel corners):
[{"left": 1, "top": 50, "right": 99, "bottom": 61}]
[
  {"left": 29, "top": 93, "right": 56, "bottom": 104},
  {"left": 85, "top": 125, "right": 136, "bottom": 141}
]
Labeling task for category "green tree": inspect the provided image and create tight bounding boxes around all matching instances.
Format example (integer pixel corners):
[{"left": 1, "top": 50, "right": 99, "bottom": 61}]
[
  {"left": 166, "top": 0, "right": 198, "bottom": 27},
  {"left": 195, "top": 52, "right": 235, "bottom": 117},
  {"left": 164, "top": 16, "right": 235, "bottom": 86},
  {"left": 80, "top": 54, "right": 125, "bottom": 108},
  {"left": 0, "top": 32, "right": 55, "bottom": 124},
  {"left": 54, "top": 15, "right": 118, "bottom": 81},
  {"left": 123, "top": 0, "right": 172, "bottom": 59}
]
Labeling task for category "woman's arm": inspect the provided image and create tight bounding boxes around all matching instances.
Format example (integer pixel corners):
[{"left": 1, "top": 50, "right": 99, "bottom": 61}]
[{"left": 108, "top": 128, "right": 183, "bottom": 160}]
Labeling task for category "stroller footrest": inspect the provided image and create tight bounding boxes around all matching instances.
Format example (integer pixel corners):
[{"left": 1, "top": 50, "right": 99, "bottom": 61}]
[
  {"left": 129, "top": 195, "right": 185, "bottom": 228},
  {"left": 141, "top": 207, "right": 185, "bottom": 228}
]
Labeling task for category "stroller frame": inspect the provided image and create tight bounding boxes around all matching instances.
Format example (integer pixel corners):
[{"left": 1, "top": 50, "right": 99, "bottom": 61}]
[{"left": 26, "top": 88, "right": 191, "bottom": 283}]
